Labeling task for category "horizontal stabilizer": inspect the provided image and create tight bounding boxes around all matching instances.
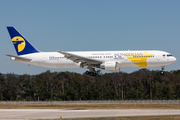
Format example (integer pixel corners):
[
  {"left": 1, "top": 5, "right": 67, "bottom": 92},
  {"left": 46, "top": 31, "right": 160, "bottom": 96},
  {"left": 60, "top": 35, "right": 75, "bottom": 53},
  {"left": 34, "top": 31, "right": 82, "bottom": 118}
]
[{"left": 5, "top": 54, "right": 32, "bottom": 61}]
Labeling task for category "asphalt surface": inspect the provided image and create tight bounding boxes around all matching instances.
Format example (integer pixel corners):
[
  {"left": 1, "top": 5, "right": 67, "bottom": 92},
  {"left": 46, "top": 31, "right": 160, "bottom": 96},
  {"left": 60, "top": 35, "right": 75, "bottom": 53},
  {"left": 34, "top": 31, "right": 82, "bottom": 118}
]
[{"left": 0, "top": 109, "right": 180, "bottom": 120}]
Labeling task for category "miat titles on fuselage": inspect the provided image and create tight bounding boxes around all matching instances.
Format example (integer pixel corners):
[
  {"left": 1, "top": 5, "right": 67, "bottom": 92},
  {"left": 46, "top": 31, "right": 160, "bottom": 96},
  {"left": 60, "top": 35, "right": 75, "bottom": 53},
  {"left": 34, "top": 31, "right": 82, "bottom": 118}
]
[{"left": 49, "top": 52, "right": 144, "bottom": 60}]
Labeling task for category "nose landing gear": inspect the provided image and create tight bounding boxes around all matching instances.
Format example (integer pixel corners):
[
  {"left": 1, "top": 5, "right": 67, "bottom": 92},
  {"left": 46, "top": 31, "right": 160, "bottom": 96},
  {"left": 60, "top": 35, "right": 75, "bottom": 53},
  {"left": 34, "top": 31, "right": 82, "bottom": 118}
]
[{"left": 160, "top": 66, "right": 165, "bottom": 75}]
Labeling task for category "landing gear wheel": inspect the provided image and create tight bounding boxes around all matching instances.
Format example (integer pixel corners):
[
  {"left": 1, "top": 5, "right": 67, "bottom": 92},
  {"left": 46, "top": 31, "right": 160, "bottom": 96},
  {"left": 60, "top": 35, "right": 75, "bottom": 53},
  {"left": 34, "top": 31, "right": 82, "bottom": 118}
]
[
  {"left": 160, "top": 66, "right": 165, "bottom": 75},
  {"left": 93, "top": 73, "right": 97, "bottom": 76},
  {"left": 85, "top": 71, "right": 89, "bottom": 75},
  {"left": 89, "top": 72, "right": 94, "bottom": 76},
  {"left": 85, "top": 71, "right": 97, "bottom": 76}
]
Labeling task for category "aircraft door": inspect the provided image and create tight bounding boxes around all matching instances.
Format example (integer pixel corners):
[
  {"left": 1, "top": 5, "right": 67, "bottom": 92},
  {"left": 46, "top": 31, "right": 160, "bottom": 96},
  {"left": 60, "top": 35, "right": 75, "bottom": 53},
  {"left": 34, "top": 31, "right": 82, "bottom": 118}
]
[
  {"left": 42, "top": 55, "right": 46, "bottom": 62},
  {"left": 156, "top": 54, "right": 160, "bottom": 60}
]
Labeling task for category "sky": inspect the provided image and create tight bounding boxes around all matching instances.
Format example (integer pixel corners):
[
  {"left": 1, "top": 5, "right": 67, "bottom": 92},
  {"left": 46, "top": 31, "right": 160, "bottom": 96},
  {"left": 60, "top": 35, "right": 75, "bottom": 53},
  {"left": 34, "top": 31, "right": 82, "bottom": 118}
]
[{"left": 0, "top": 0, "right": 180, "bottom": 75}]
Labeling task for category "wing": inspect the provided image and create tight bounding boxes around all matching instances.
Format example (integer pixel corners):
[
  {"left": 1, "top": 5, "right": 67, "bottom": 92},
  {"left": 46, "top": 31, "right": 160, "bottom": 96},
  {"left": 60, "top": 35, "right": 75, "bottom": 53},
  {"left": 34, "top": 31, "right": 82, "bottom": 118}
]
[
  {"left": 56, "top": 51, "right": 102, "bottom": 67},
  {"left": 5, "top": 54, "right": 32, "bottom": 61}
]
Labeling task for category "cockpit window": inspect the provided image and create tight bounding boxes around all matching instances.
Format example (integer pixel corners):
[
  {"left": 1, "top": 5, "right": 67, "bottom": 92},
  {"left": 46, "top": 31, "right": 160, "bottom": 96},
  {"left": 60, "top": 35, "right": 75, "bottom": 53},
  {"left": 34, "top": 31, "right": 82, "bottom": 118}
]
[{"left": 167, "top": 54, "right": 173, "bottom": 57}]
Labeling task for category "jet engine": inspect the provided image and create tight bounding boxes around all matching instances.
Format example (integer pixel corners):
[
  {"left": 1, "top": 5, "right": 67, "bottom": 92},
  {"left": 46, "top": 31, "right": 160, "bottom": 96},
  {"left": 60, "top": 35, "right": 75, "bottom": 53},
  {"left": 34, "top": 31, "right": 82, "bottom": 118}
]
[{"left": 100, "top": 61, "right": 119, "bottom": 71}]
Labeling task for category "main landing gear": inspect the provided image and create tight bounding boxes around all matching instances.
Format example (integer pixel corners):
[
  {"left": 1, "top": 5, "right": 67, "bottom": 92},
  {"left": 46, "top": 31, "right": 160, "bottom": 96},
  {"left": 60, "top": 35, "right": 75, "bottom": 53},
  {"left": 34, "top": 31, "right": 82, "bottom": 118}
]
[
  {"left": 85, "top": 66, "right": 97, "bottom": 76},
  {"left": 160, "top": 66, "right": 165, "bottom": 75},
  {"left": 85, "top": 71, "right": 97, "bottom": 76}
]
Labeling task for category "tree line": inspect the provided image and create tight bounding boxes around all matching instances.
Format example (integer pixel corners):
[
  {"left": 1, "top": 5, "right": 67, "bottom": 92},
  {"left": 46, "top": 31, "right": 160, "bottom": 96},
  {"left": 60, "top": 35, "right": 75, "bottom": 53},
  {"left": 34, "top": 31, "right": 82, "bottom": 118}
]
[{"left": 0, "top": 69, "right": 180, "bottom": 101}]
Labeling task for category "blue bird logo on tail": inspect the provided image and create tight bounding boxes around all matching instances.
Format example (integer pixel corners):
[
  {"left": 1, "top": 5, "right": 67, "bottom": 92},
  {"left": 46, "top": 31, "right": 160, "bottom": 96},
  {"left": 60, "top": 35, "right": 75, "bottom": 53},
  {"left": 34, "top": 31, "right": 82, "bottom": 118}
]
[{"left": 12, "top": 36, "right": 26, "bottom": 52}]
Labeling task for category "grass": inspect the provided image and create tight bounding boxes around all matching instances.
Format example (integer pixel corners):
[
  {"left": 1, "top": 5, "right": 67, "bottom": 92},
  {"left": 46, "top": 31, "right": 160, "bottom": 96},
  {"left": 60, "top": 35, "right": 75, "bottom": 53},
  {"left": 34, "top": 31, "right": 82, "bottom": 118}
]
[{"left": 0, "top": 103, "right": 180, "bottom": 109}]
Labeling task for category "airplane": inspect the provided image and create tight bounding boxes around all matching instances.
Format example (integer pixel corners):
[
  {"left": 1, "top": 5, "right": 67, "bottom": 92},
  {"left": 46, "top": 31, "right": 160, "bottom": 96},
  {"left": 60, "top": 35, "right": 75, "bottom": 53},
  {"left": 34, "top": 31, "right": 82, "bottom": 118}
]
[{"left": 5, "top": 26, "right": 176, "bottom": 76}]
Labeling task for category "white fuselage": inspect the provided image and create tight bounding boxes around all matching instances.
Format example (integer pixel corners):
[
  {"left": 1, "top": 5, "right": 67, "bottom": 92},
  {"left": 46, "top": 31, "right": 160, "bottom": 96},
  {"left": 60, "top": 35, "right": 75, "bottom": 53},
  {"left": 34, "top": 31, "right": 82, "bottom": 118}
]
[{"left": 11, "top": 50, "right": 176, "bottom": 71}]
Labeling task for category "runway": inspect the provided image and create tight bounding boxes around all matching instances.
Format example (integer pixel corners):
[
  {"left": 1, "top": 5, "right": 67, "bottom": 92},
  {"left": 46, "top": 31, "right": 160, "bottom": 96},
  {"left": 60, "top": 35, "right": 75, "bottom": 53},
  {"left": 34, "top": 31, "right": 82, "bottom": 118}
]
[{"left": 0, "top": 109, "right": 180, "bottom": 120}]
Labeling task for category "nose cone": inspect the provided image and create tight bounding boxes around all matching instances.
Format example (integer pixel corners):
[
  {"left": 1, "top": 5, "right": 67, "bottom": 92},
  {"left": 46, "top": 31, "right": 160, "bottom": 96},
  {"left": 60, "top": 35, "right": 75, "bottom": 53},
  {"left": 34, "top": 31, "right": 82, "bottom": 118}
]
[
  {"left": 173, "top": 57, "right": 177, "bottom": 62},
  {"left": 171, "top": 57, "right": 177, "bottom": 63}
]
